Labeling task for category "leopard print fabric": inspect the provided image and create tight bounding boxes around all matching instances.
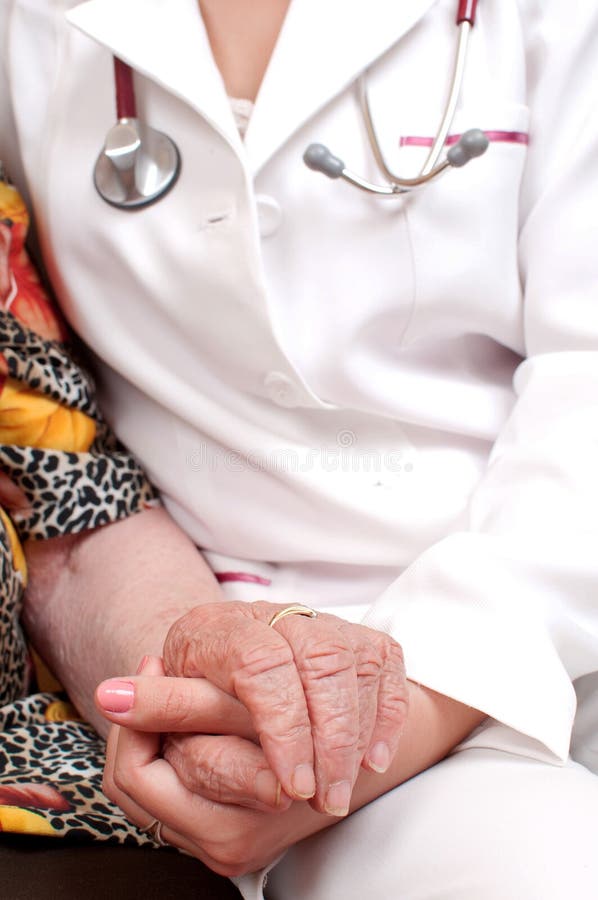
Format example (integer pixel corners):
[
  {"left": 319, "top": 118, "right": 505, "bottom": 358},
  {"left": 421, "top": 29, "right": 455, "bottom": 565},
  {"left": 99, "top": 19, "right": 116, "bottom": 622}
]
[
  {"left": 0, "top": 311, "right": 99, "bottom": 417},
  {"left": 0, "top": 694, "right": 156, "bottom": 846},
  {"left": 0, "top": 520, "right": 27, "bottom": 706},
  {"left": 0, "top": 173, "right": 162, "bottom": 846},
  {"left": 0, "top": 310, "right": 156, "bottom": 544},
  {"left": 0, "top": 444, "right": 157, "bottom": 542}
]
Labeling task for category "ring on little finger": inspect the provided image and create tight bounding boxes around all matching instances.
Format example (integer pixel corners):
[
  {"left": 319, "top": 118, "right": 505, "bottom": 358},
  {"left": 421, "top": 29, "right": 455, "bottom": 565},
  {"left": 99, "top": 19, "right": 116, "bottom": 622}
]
[{"left": 139, "top": 817, "right": 168, "bottom": 846}]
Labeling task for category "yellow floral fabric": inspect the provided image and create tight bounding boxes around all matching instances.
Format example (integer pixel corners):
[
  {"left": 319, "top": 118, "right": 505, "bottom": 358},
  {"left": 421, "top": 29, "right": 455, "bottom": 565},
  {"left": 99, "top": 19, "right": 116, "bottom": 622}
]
[{"left": 0, "top": 378, "right": 96, "bottom": 452}]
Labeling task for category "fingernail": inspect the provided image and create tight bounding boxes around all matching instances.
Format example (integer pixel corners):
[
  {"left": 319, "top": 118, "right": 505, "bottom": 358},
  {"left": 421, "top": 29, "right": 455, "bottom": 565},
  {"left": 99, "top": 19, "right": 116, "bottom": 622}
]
[
  {"left": 136, "top": 655, "right": 151, "bottom": 675},
  {"left": 255, "top": 769, "right": 280, "bottom": 807},
  {"left": 96, "top": 679, "right": 135, "bottom": 713},
  {"left": 366, "top": 741, "right": 391, "bottom": 774},
  {"left": 291, "top": 764, "right": 316, "bottom": 799},
  {"left": 325, "top": 780, "right": 352, "bottom": 817}
]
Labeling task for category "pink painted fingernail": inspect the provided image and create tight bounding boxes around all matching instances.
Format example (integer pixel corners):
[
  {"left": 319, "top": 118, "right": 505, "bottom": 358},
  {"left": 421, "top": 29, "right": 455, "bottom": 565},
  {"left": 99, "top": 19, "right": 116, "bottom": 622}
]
[
  {"left": 291, "top": 764, "right": 316, "bottom": 799},
  {"left": 325, "top": 780, "right": 352, "bottom": 817},
  {"left": 136, "top": 655, "right": 151, "bottom": 674},
  {"left": 366, "top": 741, "right": 391, "bottom": 774},
  {"left": 96, "top": 679, "right": 135, "bottom": 713}
]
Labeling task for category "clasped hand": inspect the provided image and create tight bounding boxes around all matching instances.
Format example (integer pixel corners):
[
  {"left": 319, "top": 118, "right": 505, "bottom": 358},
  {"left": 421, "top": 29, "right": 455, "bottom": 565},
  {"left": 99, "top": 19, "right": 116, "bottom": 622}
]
[{"left": 97, "top": 601, "right": 408, "bottom": 875}]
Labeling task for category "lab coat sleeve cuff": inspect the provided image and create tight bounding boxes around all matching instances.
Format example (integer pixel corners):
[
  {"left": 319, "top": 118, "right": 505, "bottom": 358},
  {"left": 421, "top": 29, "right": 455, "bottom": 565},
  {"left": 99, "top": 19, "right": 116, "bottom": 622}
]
[{"left": 361, "top": 532, "right": 580, "bottom": 763}]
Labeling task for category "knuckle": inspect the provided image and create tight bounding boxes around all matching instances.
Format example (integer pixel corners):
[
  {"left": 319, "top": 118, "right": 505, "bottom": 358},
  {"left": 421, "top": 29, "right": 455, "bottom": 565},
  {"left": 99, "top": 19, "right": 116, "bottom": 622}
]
[
  {"left": 341, "top": 627, "right": 383, "bottom": 685},
  {"left": 377, "top": 691, "right": 410, "bottom": 730},
  {"left": 356, "top": 652, "right": 383, "bottom": 683},
  {"left": 323, "top": 734, "right": 360, "bottom": 757},
  {"left": 163, "top": 736, "right": 195, "bottom": 784},
  {"left": 251, "top": 600, "right": 281, "bottom": 621},
  {"left": 259, "top": 717, "right": 312, "bottom": 750},
  {"left": 312, "top": 708, "right": 360, "bottom": 752},
  {"left": 299, "top": 641, "right": 355, "bottom": 682},
  {"left": 234, "top": 640, "right": 294, "bottom": 681},
  {"left": 163, "top": 604, "right": 222, "bottom": 676},
  {"left": 169, "top": 736, "right": 220, "bottom": 793},
  {"left": 380, "top": 636, "right": 405, "bottom": 668},
  {"left": 203, "top": 747, "right": 234, "bottom": 803},
  {"left": 168, "top": 737, "right": 253, "bottom": 804},
  {"left": 163, "top": 620, "right": 192, "bottom": 676}
]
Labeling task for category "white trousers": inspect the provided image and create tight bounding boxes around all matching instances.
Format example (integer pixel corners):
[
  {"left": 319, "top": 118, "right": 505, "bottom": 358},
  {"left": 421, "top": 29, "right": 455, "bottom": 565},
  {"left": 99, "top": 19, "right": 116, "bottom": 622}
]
[
  {"left": 203, "top": 551, "right": 598, "bottom": 899},
  {"left": 235, "top": 742, "right": 598, "bottom": 900}
]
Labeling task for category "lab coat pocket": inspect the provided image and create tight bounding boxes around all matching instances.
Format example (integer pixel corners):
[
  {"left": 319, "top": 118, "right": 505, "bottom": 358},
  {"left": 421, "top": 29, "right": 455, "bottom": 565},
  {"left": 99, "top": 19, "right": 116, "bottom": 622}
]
[
  {"left": 398, "top": 102, "right": 531, "bottom": 351},
  {"left": 397, "top": 103, "right": 530, "bottom": 159}
]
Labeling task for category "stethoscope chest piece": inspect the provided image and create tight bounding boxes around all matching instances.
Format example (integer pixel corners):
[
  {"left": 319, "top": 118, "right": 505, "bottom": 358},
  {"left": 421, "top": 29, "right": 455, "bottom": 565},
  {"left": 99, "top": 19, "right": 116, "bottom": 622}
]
[
  {"left": 94, "top": 58, "right": 181, "bottom": 210},
  {"left": 94, "top": 118, "right": 180, "bottom": 209}
]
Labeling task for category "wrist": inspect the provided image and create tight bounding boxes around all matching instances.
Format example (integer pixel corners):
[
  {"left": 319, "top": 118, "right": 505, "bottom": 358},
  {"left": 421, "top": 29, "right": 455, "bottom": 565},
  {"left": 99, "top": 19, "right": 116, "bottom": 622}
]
[{"left": 348, "top": 682, "right": 484, "bottom": 813}]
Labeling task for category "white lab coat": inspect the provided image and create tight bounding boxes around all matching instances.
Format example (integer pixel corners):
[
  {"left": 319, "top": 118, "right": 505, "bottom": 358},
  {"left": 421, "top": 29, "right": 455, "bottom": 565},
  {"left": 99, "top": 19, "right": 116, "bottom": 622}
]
[{"left": 1, "top": 0, "right": 598, "bottom": 774}]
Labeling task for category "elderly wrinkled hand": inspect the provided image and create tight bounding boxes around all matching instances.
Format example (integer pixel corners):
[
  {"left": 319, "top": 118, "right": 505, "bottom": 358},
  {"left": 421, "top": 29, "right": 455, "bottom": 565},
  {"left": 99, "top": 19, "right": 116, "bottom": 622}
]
[{"left": 162, "top": 601, "right": 408, "bottom": 815}]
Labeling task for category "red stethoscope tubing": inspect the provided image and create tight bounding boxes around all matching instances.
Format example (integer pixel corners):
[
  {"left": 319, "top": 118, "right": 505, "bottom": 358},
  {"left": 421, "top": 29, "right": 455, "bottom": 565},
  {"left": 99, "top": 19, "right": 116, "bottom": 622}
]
[
  {"left": 457, "top": 0, "right": 478, "bottom": 25},
  {"left": 112, "top": 2, "right": 479, "bottom": 118},
  {"left": 114, "top": 58, "right": 136, "bottom": 119}
]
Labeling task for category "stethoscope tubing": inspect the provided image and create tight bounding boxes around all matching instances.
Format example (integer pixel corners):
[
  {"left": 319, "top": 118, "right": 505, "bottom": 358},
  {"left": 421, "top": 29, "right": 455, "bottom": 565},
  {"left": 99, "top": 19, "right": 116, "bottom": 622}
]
[
  {"left": 457, "top": 0, "right": 478, "bottom": 25},
  {"left": 114, "top": 58, "right": 137, "bottom": 120},
  {"left": 96, "top": 0, "right": 484, "bottom": 208},
  {"left": 306, "top": 2, "right": 486, "bottom": 195},
  {"left": 419, "top": 19, "right": 472, "bottom": 176}
]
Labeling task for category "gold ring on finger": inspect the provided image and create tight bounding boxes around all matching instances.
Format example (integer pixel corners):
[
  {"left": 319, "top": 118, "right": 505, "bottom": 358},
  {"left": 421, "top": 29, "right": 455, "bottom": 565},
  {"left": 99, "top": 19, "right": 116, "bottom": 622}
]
[{"left": 268, "top": 604, "right": 318, "bottom": 628}]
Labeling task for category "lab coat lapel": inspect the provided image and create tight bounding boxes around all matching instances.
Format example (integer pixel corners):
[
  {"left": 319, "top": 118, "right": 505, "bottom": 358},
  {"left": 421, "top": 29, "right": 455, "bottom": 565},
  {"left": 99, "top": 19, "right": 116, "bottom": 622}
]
[
  {"left": 67, "top": 0, "right": 439, "bottom": 171},
  {"left": 66, "top": 0, "right": 243, "bottom": 152},
  {"left": 245, "top": 0, "right": 440, "bottom": 175}
]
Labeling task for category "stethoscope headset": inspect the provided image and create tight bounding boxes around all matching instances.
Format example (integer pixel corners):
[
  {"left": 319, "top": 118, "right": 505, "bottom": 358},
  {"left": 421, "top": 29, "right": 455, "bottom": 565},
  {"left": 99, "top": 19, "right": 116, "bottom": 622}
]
[{"left": 94, "top": 0, "right": 487, "bottom": 210}]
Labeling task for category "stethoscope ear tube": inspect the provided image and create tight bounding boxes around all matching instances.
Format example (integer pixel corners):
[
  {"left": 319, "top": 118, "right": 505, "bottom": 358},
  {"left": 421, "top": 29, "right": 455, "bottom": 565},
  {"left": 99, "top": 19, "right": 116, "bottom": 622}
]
[{"left": 304, "top": 0, "right": 486, "bottom": 197}]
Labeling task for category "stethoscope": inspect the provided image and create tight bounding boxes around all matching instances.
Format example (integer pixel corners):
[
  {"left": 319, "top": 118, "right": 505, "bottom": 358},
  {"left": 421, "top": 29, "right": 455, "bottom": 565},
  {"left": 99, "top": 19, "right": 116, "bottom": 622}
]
[
  {"left": 93, "top": 58, "right": 181, "bottom": 209},
  {"left": 94, "top": 0, "right": 486, "bottom": 209}
]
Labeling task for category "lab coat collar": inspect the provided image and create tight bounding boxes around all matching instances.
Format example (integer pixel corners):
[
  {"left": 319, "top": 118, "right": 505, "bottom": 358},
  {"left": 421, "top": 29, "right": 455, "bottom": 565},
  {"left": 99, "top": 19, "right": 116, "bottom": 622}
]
[
  {"left": 245, "top": 0, "right": 439, "bottom": 175},
  {"left": 66, "top": 0, "right": 244, "bottom": 152},
  {"left": 67, "top": 0, "right": 439, "bottom": 174}
]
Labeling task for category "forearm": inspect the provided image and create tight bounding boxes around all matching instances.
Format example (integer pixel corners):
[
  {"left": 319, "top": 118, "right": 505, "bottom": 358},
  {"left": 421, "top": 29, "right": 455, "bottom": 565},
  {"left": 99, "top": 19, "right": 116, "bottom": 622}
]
[{"left": 23, "top": 506, "right": 221, "bottom": 735}]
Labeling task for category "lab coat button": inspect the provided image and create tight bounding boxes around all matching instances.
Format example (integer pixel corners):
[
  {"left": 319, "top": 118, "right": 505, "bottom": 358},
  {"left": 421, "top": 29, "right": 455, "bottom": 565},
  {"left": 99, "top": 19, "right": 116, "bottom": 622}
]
[
  {"left": 255, "top": 194, "right": 283, "bottom": 237},
  {"left": 264, "top": 372, "right": 300, "bottom": 407}
]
